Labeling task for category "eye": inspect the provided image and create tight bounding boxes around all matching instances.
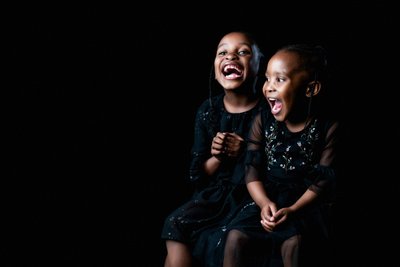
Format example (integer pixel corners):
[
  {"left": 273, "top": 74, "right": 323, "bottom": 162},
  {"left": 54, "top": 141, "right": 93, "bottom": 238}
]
[
  {"left": 217, "top": 51, "right": 227, "bottom": 56},
  {"left": 238, "top": 50, "right": 251, "bottom": 56},
  {"left": 277, "top": 77, "right": 286, "bottom": 83}
]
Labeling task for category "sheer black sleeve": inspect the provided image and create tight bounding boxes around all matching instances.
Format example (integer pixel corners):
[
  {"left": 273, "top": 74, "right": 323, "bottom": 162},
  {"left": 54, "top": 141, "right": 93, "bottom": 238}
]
[
  {"left": 188, "top": 100, "right": 212, "bottom": 184},
  {"left": 244, "top": 112, "right": 265, "bottom": 184},
  {"left": 308, "top": 121, "right": 339, "bottom": 195}
]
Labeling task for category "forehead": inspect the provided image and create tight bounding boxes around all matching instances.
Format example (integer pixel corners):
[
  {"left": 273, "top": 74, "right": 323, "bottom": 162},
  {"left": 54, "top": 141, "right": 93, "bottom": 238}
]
[
  {"left": 218, "top": 32, "right": 252, "bottom": 48},
  {"left": 269, "top": 50, "right": 303, "bottom": 73}
]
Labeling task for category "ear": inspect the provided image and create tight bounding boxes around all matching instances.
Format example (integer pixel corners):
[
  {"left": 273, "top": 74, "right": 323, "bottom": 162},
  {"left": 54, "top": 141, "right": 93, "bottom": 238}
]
[{"left": 306, "top": 81, "right": 321, "bottom": 97}]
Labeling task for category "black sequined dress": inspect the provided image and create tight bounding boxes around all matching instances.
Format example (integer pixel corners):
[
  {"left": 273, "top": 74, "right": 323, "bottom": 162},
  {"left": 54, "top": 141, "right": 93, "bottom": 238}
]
[
  {"left": 161, "top": 94, "right": 267, "bottom": 267},
  {"left": 229, "top": 107, "right": 339, "bottom": 266}
]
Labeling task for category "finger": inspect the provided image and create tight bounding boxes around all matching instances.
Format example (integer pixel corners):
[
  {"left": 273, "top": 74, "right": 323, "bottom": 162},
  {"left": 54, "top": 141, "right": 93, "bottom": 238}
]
[
  {"left": 215, "top": 132, "right": 227, "bottom": 140},
  {"left": 270, "top": 206, "right": 278, "bottom": 215},
  {"left": 262, "top": 211, "right": 273, "bottom": 221},
  {"left": 264, "top": 219, "right": 276, "bottom": 227},
  {"left": 212, "top": 144, "right": 224, "bottom": 152},
  {"left": 225, "top": 132, "right": 243, "bottom": 140},
  {"left": 260, "top": 220, "right": 273, "bottom": 232},
  {"left": 225, "top": 135, "right": 243, "bottom": 144},
  {"left": 213, "top": 136, "right": 224, "bottom": 146},
  {"left": 275, "top": 215, "right": 286, "bottom": 225}
]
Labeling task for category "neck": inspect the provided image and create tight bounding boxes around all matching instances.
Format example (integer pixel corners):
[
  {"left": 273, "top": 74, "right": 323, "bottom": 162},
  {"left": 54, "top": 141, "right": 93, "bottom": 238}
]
[
  {"left": 285, "top": 115, "right": 313, "bottom": 133},
  {"left": 223, "top": 91, "right": 258, "bottom": 113}
]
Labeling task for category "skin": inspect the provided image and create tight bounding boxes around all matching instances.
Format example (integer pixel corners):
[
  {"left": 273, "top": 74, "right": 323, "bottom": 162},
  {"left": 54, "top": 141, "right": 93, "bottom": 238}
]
[
  {"left": 164, "top": 31, "right": 260, "bottom": 267},
  {"left": 247, "top": 50, "right": 322, "bottom": 233}
]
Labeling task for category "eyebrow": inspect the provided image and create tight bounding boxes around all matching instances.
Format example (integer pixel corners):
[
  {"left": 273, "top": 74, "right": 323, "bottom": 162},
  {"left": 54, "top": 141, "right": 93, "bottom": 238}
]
[{"left": 217, "top": 42, "right": 251, "bottom": 49}]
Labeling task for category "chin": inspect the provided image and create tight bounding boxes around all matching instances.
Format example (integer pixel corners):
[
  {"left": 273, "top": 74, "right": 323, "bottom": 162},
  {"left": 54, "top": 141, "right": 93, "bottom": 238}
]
[
  {"left": 273, "top": 114, "right": 283, "bottom": 122},
  {"left": 273, "top": 112, "right": 287, "bottom": 122}
]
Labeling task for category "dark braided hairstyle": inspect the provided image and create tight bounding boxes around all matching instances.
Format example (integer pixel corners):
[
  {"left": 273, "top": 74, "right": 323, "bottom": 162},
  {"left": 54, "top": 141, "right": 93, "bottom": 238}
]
[{"left": 207, "top": 31, "right": 265, "bottom": 136}]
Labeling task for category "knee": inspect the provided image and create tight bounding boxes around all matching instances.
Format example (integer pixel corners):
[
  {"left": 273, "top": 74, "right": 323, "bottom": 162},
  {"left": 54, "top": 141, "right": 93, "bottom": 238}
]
[
  {"left": 281, "top": 235, "right": 301, "bottom": 253},
  {"left": 226, "top": 229, "right": 249, "bottom": 250},
  {"left": 281, "top": 234, "right": 301, "bottom": 265}
]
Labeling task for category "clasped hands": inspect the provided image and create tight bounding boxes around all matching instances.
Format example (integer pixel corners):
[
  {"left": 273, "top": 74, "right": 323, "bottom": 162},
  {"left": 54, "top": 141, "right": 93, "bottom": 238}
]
[
  {"left": 211, "top": 132, "right": 244, "bottom": 160},
  {"left": 260, "top": 203, "right": 293, "bottom": 232}
]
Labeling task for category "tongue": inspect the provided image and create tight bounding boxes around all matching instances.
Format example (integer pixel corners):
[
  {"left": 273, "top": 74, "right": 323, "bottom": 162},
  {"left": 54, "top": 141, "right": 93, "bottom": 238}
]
[{"left": 271, "top": 101, "right": 282, "bottom": 115}]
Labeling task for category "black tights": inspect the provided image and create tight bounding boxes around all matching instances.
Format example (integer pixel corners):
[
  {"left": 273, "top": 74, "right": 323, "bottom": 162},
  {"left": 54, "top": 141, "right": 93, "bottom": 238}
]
[
  {"left": 223, "top": 230, "right": 250, "bottom": 267},
  {"left": 223, "top": 229, "right": 301, "bottom": 267},
  {"left": 281, "top": 235, "right": 301, "bottom": 267}
]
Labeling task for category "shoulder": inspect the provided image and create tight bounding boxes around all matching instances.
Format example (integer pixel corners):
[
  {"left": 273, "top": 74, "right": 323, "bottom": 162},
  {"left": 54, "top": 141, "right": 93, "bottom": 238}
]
[
  {"left": 197, "top": 94, "right": 224, "bottom": 113},
  {"left": 314, "top": 117, "right": 340, "bottom": 142},
  {"left": 316, "top": 117, "right": 339, "bottom": 132}
]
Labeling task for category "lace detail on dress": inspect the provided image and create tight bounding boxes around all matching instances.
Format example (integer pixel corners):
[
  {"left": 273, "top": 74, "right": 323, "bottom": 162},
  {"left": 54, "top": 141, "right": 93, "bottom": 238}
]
[{"left": 264, "top": 119, "right": 320, "bottom": 174}]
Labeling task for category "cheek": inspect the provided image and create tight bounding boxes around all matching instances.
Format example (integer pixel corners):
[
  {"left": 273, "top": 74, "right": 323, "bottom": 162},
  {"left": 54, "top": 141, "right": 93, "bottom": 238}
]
[
  {"left": 214, "top": 71, "right": 224, "bottom": 83},
  {"left": 213, "top": 60, "right": 220, "bottom": 77},
  {"left": 282, "top": 93, "right": 295, "bottom": 110},
  {"left": 262, "top": 84, "right": 269, "bottom": 97},
  {"left": 262, "top": 88, "right": 267, "bottom": 97}
]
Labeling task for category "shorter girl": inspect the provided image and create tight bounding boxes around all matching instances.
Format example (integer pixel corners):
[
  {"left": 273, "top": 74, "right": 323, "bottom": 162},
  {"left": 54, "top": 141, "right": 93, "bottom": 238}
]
[{"left": 223, "top": 44, "right": 339, "bottom": 267}]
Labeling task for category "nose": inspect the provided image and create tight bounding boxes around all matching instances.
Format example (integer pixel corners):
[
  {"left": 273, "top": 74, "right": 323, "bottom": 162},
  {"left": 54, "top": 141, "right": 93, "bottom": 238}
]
[
  {"left": 225, "top": 52, "right": 238, "bottom": 60},
  {"left": 263, "top": 82, "right": 275, "bottom": 93}
]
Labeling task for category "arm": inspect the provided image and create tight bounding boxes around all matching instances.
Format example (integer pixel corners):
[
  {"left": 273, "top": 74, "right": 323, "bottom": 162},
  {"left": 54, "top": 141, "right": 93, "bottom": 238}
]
[
  {"left": 204, "top": 153, "right": 223, "bottom": 176},
  {"left": 189, "top": 102, "right": 214, "bottom": 184},
  {"left": 244, "top": 113, "right": 278, "bottom": 231},
  {"left": 247, "top": 180, "right": 278, "bottom": 232}
]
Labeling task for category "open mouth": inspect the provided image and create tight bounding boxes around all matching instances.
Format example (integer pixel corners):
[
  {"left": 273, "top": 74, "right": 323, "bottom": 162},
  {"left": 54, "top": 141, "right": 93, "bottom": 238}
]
[
  {"left": 222, "top": 64, "right": 243, "bottom": 79},
  {"left": 268, "top": 97, "right": 283, "bottom": 115}
]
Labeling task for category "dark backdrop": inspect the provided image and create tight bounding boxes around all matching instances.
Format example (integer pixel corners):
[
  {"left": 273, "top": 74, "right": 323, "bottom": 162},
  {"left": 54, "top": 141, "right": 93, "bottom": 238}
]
[{"left": 7, "top": 3, "right": 398, "bottom": 266}]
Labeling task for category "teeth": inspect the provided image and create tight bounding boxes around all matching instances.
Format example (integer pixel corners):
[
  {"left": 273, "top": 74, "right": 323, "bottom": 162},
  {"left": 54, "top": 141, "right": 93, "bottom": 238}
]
[
  {"left": 224, "top": 65, "right": 240, "bottom": 72},
  {"left": 268, "top": 97, "right": 276, "bottom": 101}
]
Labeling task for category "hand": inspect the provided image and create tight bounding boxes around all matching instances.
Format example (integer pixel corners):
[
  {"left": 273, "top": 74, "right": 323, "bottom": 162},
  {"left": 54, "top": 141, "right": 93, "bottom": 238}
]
[
  {"left": 261, "top": 207, "right": 293, "bottom": 231},
  {"left": 211, "top": 132, "right": 227, "bottom": 160},
  {"left": 223, "top": 132, "right": 244, "bottom": 157},
  {"left": 260, "top": 202, "right": 278, "bottom": 232},
  {"left": 211, "top": 132, "right": 244, "bottom": 160}
]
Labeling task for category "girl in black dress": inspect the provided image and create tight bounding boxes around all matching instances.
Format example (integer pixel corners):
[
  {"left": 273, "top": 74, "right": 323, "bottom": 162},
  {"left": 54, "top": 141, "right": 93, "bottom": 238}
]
[
  {"left": 222, "top": 44, "right": 339, "bottom": 267},
  {"left": 161, "top": 31, "right": 266, "bottom": 267}
]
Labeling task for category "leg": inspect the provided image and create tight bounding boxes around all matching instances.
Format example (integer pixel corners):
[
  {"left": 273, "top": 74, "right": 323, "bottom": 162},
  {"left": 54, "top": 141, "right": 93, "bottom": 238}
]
[
  {"left": 281, "top": 235, "right": 301, "bottom": 267},
  {"left": 164, "top": 240, "right": 192, "bottom": 267},
  {"left": 223, "top": 229, "right": 250, "bottom": 267}
]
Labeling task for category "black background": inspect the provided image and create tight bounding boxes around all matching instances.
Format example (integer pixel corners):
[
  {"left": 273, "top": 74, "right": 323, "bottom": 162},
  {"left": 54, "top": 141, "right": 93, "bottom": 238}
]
[{"left": 7, "top": 2, "right": 399, "bottom": 266}]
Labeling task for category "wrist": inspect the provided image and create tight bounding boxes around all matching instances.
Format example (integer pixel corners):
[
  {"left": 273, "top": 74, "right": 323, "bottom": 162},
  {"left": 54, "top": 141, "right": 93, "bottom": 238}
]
[{"left": 214, "top": 154, "right": 226, "bottom": 162}]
